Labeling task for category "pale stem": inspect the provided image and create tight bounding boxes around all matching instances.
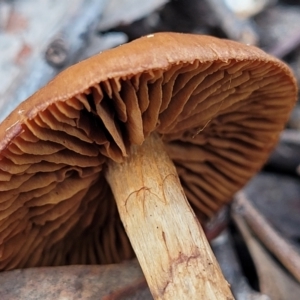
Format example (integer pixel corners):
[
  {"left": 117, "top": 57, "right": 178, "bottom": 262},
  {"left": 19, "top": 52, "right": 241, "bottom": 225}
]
[{"left": 105, "top": 133, "right": 233, "bottom": 300}]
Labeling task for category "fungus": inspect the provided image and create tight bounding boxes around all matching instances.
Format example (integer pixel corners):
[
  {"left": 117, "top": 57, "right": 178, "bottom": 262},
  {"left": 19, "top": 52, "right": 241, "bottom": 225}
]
[{"left": 0, "top": 33, "right": 297, "bottom": 299}]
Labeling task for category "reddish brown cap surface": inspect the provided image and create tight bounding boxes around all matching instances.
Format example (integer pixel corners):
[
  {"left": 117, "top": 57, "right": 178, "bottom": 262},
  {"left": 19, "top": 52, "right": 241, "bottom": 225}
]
[{"left": 0, "top": 32, "right": 297, "bottom": 270}]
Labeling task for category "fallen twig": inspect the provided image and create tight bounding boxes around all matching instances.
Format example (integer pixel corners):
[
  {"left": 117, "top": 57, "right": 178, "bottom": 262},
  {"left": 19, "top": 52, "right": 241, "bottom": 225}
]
[
  {"left": 0, "top": 0, "right": 107, "bottom": 122},
  {"left": 211, "top": 230, "right": 270, "bottom": 299},
  {"left": 232, "top": 192, "right": 300, "bottom": 283},
  {"left": 233, "top": 209, "right": 300, "bottom": 300}
]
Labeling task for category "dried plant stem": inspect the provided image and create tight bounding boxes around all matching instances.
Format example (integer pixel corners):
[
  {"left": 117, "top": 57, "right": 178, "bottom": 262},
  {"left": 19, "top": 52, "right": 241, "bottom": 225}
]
[
  {"left": 106, "top": 133, "right": 233, "bottom": 300},
  {"left": 233, "top": 192, "right": 300, "bottom": 283}
]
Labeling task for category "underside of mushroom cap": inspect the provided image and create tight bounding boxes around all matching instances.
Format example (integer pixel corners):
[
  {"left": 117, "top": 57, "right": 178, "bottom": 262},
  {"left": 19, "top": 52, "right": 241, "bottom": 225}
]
[{"left": 0, "top": 32, "right": 297, "bottom": 270}]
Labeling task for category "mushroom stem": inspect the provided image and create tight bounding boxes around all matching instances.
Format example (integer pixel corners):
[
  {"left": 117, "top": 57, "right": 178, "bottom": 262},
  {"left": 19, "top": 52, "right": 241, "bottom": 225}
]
[{"left": 105, "top": 133, "right": 233, "bottom": 300}]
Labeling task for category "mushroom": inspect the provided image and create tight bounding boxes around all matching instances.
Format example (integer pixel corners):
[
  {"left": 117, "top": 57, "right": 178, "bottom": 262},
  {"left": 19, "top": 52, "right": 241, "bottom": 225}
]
[{"left": 0, "top": 33, "right": 297, "bottom": 299}]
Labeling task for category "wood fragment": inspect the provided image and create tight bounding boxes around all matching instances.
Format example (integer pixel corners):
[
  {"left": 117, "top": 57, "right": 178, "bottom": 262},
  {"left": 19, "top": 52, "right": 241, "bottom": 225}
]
[
  {"left": 211, "top": 230, "right": 269, "bottom": 299},
  {"left": 233, "top": 211, "right": 300, "bottom": 300},
  {"left": 232, "top": 192, "right": 300, "bottom": 284},
  {"left": 0, "top": 0, "right": 107, "bottom": 122},
  {"left": 0, "top": 259, "right": 152, "bottom": 300}
]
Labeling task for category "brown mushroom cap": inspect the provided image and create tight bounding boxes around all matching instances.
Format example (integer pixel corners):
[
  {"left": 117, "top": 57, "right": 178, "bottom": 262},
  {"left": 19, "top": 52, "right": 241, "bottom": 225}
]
[{"left": 0, "top": 32, "right": 297, "bottom": 270}]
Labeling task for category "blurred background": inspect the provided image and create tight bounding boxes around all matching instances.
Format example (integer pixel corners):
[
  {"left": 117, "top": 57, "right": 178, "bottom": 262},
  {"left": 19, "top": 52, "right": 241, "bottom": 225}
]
[{"left": 0, "top": 0, "right": 300, "bottom": 299}]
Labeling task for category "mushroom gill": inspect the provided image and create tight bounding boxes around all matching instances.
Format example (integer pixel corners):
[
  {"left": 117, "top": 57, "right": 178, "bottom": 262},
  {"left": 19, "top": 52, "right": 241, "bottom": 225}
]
[{"left": 0, "top": 33, "right": 296, "bottom": 271}]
